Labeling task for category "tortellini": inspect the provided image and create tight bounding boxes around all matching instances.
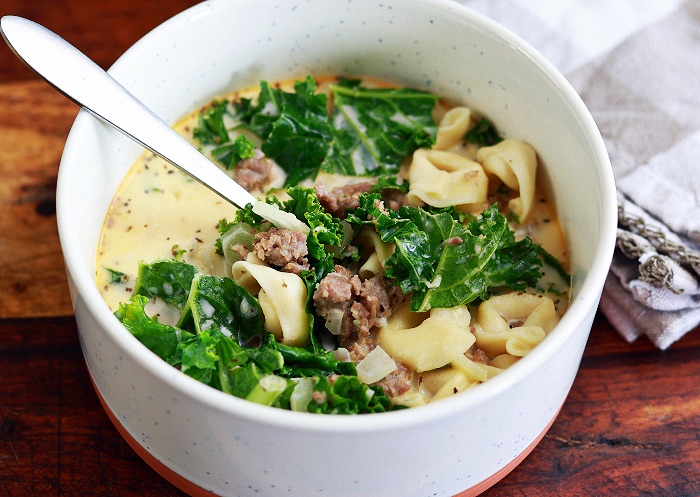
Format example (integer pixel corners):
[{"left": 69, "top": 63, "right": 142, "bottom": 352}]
[
  {"left": 355, "top": 226, "right": 395, "bottom": 279},
  {"left": 378, "top": 304, "right": 474, "bottom": 372},
  {"left": 406, "top": 149, "right": 488, "bottom": 209},
  {"left": 419, "top": 368, "right": 475, "bottom": 401},
  {"left": 231, "top": 258, "right": 310, "bottom": 347},
  {"left": 477, "top": 139, "right": 538, "bottom": 222},
  {"left": 434, "top": 106, "right": 472, "bottom": 151},
  {"left": 406, "top": 106, "right": 539, "bottom": 224},
  {"left": 474, "top": 292, "right": 559, "bottom": 357},
  {"left": 380, "top": 299, "right": 429, "bottom": 333}
]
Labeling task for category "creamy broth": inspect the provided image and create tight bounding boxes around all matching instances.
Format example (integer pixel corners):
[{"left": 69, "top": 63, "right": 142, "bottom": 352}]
[
  {"left": 97, "top": 76, "right": 570, "bottom": 411},
  {"left": 98, "top": 153, "right": 230, "bottom": 310}
]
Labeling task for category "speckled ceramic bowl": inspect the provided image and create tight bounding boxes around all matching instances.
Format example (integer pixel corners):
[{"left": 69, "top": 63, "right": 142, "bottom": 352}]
[{"left": 57, "top": 0, "right": 616, "bottom": 495}]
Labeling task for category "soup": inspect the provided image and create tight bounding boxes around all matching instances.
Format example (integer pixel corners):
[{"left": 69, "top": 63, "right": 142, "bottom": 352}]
[{"left": 97, "top": 76, "right": 570, "bottom": 413}]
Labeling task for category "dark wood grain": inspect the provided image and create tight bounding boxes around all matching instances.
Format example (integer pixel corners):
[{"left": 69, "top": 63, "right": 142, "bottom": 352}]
[
  {"left": 0, "top": 82, "right": 77, "bottom": 318},
  {"left": 0, "top": 316, "right": 189, "bottom": 497},
  {"left": 0, "top": 1, "right": 698, "bottom": 496}
]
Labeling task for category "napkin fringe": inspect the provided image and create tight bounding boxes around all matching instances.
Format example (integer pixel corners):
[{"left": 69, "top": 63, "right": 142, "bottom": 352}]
[
  {"left": 602, "top": 196, "right": 700, "bottom": 348},
  {"left": 618, "top": 199, "right": 700, "bottom": 276}
]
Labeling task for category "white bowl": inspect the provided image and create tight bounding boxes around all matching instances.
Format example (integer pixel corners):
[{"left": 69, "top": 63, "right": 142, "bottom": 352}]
[{"left": 57, "top": 1, "right": 616, "bottom": 495}]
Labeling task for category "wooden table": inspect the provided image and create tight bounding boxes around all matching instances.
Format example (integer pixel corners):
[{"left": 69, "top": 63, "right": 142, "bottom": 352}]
[{"left": 1, "top": 1, "right": 698, "bottom": 495}]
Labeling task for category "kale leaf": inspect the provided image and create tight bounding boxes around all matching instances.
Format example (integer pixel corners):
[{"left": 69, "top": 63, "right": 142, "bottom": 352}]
[
  {"left": 325, "top": 80, "right": 438, "bottom": 176},
  {"left": 132, "top": 259, "right": 200, "bottom": 309},
  {"left": 260, "top": 333, "right": 356, "bottom": 377},
  {"left": 368, "top": 175, "right": 410, "bottom": 194},
  {"left": 211, "top": 134, "right": 256, "bottom": 170},
  {"left": 177, "top": 274, "right": 264, "bottom": 347},
  {"left": 233, "top": 77, "right": 438, "bottom": 186},
  {"left": 193, "top": 100, "right": 230, "bottom": 145},
  {"left": 349, "top": 195, "right": 543, "bottom": 311},
  {"left": 465, "top": 117, "right": 503, "bottom": 146},
  {"left": 114, "top": 295, "right": 195, "bottom": 361},
  {"left": 282, "top": 186, "right": 344, "bottom": 253},
  {"left": 235, "top": 77, "right": 333, "bottom": 186},
  {"left": 306, "top": 375, "right": 392, "bottom": 414},
  {"left": 176, "top": 329, "right": 221, "bottom": 384}
]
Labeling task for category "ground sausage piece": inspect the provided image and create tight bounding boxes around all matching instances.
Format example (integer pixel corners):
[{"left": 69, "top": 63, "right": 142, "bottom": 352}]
[
  {"left": 233, "top": 156, "right": 273, "bottom": 192},
  {"left": 313, "top": 268, "right": 404, "bottom": 354},
  {"left": 360, "top": 275, "right": 398, "bottom": 322},
  {"left": 344, "top": 320, "right": 374, "bottom": 364},
  {"left": 313, "top": 265, "right": 361, "bottom": 305},
  {"left": 313, "top": 266, "right": 408, "bottom": 396},
  {"left": 315, "top": 180, "right": 375, "bottom": 218},
  {"left": 313, "top": 266, "right": 362, "bottom": 338},
  {"left": 374, "top": 362, "right": 413, "bottom": 398},
  {"left": 343, "top": 275, "right": 402, "bottom": 343},
  {"left": 253, "top": 227, "right": 309, "bottom": 274}
]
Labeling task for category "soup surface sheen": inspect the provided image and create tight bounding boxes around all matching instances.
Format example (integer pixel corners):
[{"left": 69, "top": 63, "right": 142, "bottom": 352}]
[{"left": 97, "top": 76, "right": 570, "bottom": 412}]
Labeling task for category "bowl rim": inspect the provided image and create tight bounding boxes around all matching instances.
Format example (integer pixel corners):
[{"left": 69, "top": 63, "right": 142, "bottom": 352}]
[{"left": 57, "top": 0, "right": 617, "bottom": 433}]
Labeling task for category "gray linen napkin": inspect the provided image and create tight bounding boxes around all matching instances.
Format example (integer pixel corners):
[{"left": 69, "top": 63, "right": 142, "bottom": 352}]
[{"left": 461, "top": 0, "right": 700, "bottom": 348}]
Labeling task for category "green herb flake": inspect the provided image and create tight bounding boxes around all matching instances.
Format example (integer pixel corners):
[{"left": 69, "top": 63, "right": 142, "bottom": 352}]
[
  {"left": 171, "top": 244, "right": 187, "bottom": 260},
  {"left": 106, "top": 267, "right": 128, "bottom": 284}
]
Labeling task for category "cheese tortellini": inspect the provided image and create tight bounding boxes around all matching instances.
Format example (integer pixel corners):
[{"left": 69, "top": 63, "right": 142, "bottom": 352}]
[
  {"left": 474, "top": 292, "right": 559, "bottom": 357},
  {"left": 378, "top": 304, "right": 474, "bottom": 372},
  {"left": 407, "top": 106, "right": 539, "bottom": 223},
  {"left": 406, "top": 149, "right": 489, "bottom": 209},
  {"left": 434, "top": 106, "right": 472, "bottom": 150},
  {"left": 378, "top": 291, "right": 560, "bottom": 404},
  {"left": 355, "top": 226, "right": 395, "bottom": 279},
  {"left": 477, "top": 139, "right": 538, "bottom": 221},
  {"left": 231, "top": 257, "right": 310, "bottom": 347}
]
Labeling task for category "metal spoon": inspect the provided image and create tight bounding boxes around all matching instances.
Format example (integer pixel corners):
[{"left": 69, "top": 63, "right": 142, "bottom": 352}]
[{"left": 0, "top": 15, "right": 308, "bottom": 233}]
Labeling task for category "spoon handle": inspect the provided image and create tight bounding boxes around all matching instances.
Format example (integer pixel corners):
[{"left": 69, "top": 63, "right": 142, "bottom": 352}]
[{"left": 0, "top": 15, "right": 257, "bottom": 210}]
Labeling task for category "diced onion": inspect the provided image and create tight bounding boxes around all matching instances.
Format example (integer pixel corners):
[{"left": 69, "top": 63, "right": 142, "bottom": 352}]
[
  {"left": 144, "top": 299, "right": 180, "bottom": 326},
  {"left": 290, "top": 377, "right": 315, "bottom": 412},
  {"left": 332, "top": 347, "right": 352, "bottom": 363},
  {"left": 356, "top": 346, "right": 397, "bottom": 384},
  {"left": 259, "top": 374, "right": 288, "bottom": 393},
  {"left": 324, "top": 308, "right": 345, "bottom": 335},
  {"left": 252, "top": 201, "right": 310, "bottom": 235}
]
